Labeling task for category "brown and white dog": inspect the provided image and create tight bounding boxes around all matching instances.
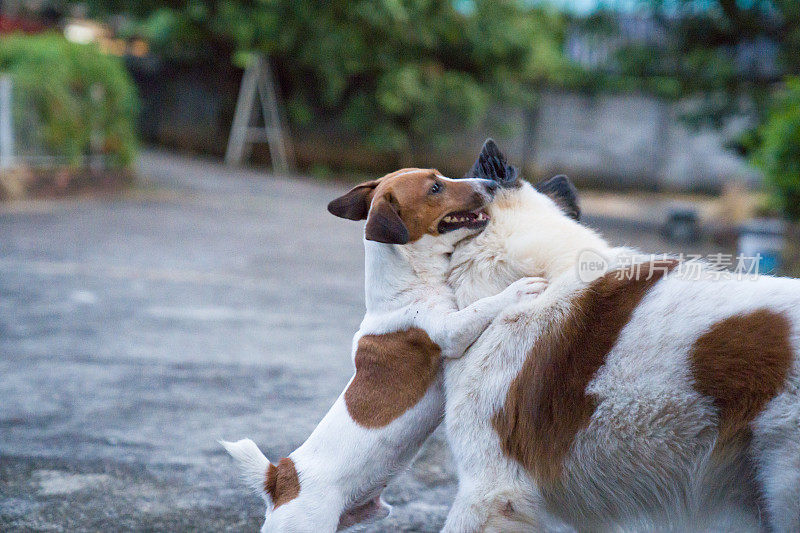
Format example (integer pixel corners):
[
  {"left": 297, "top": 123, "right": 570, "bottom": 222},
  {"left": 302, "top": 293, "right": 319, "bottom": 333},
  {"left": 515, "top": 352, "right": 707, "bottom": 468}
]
[
  {"left": 222, "top": 167, "right": 546, "bottom": 532},
  {"left": 441, "top": 140, "right": 800, "bottom": 532}
]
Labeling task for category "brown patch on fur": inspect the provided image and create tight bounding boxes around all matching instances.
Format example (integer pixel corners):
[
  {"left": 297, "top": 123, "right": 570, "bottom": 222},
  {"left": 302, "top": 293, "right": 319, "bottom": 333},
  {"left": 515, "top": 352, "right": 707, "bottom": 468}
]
[
  {"left": 265, "top": 457, "right": 300, "bottom": 509},
  {"left": 345, "top": 328, "right": 441, "bottom": 428},
  {"left": 690, "top": 309, "right": 793, "bottom": 440},
  {"left": 493, "top": 259, "right": 680, "bottom": 483}
]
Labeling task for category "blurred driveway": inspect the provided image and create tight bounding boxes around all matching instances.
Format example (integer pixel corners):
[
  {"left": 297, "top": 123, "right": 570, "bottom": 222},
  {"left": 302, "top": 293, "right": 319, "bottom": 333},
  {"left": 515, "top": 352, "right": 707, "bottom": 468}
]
[{"left": 0, "top": 151, "right": 727, "bottom": 531}]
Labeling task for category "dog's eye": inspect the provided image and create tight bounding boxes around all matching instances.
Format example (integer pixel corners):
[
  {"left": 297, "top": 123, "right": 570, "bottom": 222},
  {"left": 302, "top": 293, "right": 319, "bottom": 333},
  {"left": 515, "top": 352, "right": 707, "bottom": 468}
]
[{"left": 430, "top": 182, "right": 442, "bottom": 194}]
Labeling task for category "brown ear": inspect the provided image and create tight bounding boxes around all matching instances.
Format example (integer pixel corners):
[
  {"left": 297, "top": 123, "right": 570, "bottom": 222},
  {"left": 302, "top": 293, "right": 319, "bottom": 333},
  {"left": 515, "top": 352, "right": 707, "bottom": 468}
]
[
  {"left": 327, "top": 180, "right": 381, "bottom": 220},
  {"left": 365, "top": 196, "right": 409, "bottom": 244}
]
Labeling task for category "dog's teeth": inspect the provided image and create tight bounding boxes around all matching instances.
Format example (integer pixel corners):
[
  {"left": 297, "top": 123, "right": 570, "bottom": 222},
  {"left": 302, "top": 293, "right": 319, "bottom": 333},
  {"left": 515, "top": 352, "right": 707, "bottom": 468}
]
[{"left": 443, "top": 213, "right": 489, "bottom": 225}]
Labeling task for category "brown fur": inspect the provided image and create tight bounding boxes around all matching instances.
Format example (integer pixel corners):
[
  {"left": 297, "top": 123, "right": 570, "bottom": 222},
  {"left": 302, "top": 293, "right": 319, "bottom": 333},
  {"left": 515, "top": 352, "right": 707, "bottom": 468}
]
[
  {"left": 493, "top": 260, "right": 680, "bottom": 483},
  {"left": 265, "top": 457, "right": 300, "bottom": 509},
  {"left": 328, "top": 168, "right": 488, "bottom": 243},
  {"left": 345, "top": 328, "right": 442, "bottom": 428},
  {"left": 689, "top": 308, "right": 793, "bottom": 440}
]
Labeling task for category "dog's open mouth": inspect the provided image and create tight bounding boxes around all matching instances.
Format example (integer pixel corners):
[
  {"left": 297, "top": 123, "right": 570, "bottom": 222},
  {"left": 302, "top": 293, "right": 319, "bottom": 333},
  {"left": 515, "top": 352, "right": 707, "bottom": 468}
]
[{"left": 437, "top": 208, "right": 490, "bottom": 233}]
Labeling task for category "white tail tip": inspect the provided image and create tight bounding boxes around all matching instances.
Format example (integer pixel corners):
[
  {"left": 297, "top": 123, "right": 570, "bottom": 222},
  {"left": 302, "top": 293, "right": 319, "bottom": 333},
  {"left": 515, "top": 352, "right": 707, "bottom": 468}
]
[{"left": 220, "top": 438, "right": 271, "bottom": 496}]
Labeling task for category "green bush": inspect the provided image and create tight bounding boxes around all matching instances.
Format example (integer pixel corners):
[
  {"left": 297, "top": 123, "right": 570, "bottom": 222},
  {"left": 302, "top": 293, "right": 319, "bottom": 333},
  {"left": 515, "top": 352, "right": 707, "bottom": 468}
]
[
  {"left": 0, "top": 33, "right": 138, "bottom": 168},
  {"left": 88, "top": 0, "right": 566, "bottom": 154},
  {"left": 754, "top": 77, "right": 800, "bottom": 222}
]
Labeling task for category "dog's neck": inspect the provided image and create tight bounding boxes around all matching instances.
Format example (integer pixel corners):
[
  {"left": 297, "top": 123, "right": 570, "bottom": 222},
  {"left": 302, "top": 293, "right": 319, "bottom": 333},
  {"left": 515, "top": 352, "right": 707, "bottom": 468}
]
[
  {"left": 449, "top": 181, "right": 613, "bottom": 307},
  {"left": 363, "top": 234, "right": 454, "bottom": 313}
]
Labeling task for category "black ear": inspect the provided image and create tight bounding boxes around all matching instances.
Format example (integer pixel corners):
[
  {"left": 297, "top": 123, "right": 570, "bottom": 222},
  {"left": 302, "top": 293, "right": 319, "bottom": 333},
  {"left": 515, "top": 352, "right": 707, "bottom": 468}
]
[
  {"left": 465, "top": 138, "right": 520, "bottom": 188},
  {"left": 365, "top": 197, "right": 410, "bottom": 244},
  {"left": 535, "top": 175, "right": 580, "bottom": 220},
  {"left": 327, "top": 180, "right": 381, "bottom": 220}
]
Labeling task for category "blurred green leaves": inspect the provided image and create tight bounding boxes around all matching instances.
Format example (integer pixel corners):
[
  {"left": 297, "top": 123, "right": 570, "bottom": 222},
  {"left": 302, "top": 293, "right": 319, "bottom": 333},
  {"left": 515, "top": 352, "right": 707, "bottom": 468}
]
[
  {"left": 754, "top": 77, "right": 800, "bottom": 221},
  {"left": 0, "top": 33, "right": 138, "bottom": 168},
  {"left": 85, "top": 0, "right": 567, "bottom": 153},
  {"left": 632, "top": 0, "right": 800, "bottom": 128}
]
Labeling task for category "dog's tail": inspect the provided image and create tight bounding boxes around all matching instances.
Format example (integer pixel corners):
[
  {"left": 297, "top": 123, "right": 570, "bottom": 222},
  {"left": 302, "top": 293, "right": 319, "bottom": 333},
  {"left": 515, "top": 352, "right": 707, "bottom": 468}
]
[{"left": 220, "top": 438, "right": 271, "bottom": 499}]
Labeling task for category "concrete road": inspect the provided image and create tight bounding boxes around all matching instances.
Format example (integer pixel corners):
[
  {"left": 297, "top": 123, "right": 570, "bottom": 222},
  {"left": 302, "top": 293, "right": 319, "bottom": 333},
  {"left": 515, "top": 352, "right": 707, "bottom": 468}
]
[{"left": 0, "top": 151, "right": 730, "bottom": 532}]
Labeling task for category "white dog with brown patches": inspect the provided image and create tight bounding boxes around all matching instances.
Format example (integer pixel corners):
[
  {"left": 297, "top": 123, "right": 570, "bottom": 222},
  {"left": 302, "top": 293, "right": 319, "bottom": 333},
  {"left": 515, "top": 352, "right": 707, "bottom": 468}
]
[
  {"left": 222, "top": 167, "right": 545, "bottom": 532},
  {"left": 440, "top": 140, "right": 800, "bottom": 532}
]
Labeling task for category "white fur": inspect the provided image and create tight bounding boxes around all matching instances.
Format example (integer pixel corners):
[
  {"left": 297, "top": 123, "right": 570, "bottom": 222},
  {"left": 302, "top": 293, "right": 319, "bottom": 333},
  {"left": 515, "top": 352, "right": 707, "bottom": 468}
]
[
  {"left": 220, "top": 439, "right": 271, "bottom": 498},
  {"left": 223, "top": 177, "right": 545, "bottom": 532},
  {"left": 442, "top": 181, "right": 800, "bottom": 532}
]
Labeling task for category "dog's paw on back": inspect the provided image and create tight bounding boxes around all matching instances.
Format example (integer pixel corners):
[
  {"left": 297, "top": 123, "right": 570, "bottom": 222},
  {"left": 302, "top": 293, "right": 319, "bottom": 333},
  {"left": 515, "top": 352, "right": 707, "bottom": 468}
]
[{"left": 465, "top": 138, "right": 520, "bottom": 188}]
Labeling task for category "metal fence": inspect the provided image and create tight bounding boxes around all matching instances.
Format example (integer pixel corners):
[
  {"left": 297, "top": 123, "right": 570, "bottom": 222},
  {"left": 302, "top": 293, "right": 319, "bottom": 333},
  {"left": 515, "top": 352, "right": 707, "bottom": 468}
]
[
  {"left": 0, "top": 74, "right": 13, "bottom": 170},
  {"left": 0, "top": 73, "right": 70, "bottom": 171}
]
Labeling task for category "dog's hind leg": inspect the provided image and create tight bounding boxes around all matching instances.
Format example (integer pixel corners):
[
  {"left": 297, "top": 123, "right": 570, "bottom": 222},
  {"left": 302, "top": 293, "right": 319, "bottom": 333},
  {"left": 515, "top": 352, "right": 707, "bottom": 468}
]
[
  {"left": 442, "top": 483, "right": 548, "bottom": 533},
  {"left": 441, "top": 484, "right": 492, "bottom": 533}
]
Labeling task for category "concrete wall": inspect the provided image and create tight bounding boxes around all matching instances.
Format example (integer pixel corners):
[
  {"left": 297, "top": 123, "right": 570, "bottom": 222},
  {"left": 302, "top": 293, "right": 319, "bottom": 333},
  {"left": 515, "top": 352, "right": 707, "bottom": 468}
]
[
  {"left": 527, "top": 91, "right": 761, "bottom": 192},
  {"left": 310, "top": 92, "right": 762, "bottom": 192}
]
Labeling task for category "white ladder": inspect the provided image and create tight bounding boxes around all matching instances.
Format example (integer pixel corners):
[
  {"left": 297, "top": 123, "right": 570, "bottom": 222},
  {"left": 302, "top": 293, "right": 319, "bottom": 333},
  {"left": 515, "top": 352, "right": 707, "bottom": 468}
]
[{"left": 225, "top": 55, "right": 293, "bottom": 173}]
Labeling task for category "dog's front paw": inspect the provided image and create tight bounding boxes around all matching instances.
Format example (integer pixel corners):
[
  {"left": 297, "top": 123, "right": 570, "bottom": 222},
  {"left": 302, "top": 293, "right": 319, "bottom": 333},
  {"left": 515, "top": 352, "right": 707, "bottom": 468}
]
[{"left": 501, "top": 277, "right": 548, "bottom": 304}]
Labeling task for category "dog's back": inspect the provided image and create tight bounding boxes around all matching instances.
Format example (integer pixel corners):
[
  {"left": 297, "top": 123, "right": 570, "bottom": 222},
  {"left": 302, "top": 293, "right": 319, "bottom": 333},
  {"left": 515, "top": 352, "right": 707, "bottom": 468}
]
[
  {"left": 443, "top": 142, "right": 800, "bottom": 532},
  {"left": 548, "top": 269, "right": 800, "bottom": 530},
  {"left": 445, "top": 258, "right": 800, "bottom": 532}
]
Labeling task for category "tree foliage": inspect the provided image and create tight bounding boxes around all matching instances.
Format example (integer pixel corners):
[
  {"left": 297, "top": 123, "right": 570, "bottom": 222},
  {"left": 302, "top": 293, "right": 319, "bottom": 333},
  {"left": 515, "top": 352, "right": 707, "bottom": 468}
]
[
  {"left": 641, "top": 1, "right": 800, "bottom": 221},
  {"left": 631, "top": 0, "right": 800, "bottom": 128},
  {"left": 754, "top": 77, "right": 800, "bottom": 221},
  {"left": 0, "top": 33, "right": 139, "bottom": 167},
  {"left": 85, "top": 0, "right": 567, "bottom": 152}
]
